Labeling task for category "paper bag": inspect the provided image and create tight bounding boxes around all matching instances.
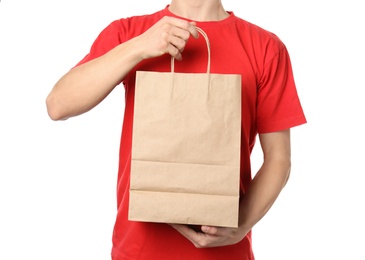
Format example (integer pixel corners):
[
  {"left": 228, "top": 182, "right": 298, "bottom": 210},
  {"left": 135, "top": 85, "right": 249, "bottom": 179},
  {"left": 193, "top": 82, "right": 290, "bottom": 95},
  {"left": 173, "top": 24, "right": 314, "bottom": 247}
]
[{"left": 128, "top": 27, "right": 242, "bottom": 228}]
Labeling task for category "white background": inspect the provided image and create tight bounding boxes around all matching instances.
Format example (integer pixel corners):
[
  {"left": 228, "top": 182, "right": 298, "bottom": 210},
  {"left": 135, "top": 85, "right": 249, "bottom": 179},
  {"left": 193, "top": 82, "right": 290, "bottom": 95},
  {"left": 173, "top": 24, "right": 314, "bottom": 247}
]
[{"left": 1, "top": 0, "right": 364, "bottom": 259}]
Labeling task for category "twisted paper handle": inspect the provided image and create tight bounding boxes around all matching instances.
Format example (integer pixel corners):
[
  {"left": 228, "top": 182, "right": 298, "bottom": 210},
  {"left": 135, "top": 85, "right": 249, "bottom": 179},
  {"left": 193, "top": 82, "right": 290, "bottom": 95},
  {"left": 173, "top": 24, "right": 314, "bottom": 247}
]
[{"left": 171, "top": 27, "right": 211, "bottom": 73}]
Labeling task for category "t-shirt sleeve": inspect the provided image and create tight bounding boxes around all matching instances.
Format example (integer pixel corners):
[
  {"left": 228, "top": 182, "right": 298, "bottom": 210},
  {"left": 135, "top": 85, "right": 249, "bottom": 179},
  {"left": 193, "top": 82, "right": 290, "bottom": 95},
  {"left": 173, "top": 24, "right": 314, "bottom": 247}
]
[
  {"left": 73, "top": 20, "right": 126, "bottom": 68},
  {"left": 256, "top": 40, "right": 307, "bottom": 133}
]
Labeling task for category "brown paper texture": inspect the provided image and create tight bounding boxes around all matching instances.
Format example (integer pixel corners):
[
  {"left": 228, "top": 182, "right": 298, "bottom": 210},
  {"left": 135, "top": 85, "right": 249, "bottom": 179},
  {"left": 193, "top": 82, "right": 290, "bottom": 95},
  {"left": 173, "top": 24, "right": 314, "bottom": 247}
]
[
  {"left": 129, "top": 71, "right": 242, "bottom": 228},
  {"left": 128, "top": 27, "right": 242, "bottom": 228}
]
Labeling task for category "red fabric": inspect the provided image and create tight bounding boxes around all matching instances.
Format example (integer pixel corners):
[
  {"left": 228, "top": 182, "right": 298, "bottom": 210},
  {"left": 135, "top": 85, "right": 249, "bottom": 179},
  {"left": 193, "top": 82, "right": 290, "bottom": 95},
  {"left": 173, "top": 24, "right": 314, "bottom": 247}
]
[{"left": 74, "top": 6, "right": 306, "bottom": 260}]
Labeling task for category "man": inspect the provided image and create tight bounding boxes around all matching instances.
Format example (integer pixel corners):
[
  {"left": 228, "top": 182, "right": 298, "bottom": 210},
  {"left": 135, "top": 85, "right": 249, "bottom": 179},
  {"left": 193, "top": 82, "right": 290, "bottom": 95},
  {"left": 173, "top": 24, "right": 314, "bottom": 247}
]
[{"left": 46, "top": 0, "right": 306, "bottom": 259}]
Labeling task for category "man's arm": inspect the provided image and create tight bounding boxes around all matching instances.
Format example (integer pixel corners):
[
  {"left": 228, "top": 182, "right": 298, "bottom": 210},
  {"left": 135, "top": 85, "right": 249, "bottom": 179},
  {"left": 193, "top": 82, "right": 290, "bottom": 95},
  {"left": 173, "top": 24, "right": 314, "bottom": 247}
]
[
  {"left": 171, "top": 129, "right": 291, "bottom": 248},
  {"left": 45, "top": 17, "right": 198, "bottom": 121},
  {"left": 238, "top": 129, "right": 291, "bottom": 235}
]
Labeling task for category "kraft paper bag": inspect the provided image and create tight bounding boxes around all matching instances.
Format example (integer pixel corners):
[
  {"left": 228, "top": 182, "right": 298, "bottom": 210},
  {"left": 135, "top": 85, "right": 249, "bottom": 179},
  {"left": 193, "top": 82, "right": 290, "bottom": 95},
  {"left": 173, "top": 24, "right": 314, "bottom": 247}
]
[{"left": 128, "top": 27, "right": 242, "bottom": 228}]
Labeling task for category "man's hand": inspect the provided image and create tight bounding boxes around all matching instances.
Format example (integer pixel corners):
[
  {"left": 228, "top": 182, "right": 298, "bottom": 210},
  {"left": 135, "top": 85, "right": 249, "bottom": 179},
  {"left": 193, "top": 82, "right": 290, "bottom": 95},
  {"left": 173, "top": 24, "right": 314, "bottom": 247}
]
[
  {"left": 170, "top": 224, "right": 248, "bottom": 248},
  {"left": 134, "top": 16, "right": 199, "bottom": 61}
]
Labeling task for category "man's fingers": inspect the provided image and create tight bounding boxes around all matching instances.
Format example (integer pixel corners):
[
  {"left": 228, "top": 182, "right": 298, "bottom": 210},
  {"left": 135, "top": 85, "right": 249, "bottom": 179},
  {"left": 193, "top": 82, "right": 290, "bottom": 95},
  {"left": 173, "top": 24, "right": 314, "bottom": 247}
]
[
  {"left": 155, "top": 17, "right": 199, "bottom": 60},
  {"left": 201, "top": 226, "right": 219, "bottom": 235},
  {"left": 187, "top": 22, "right": 199, "bottom": 39},
  {"left": 166, "top": 43, "right": 182, "bottom": 60},
  {"left": 165, "top": 17, "right": 198, "bottom": 39},
  {"left": 167, "top": 33, "right": 187, "bottom": 53}
]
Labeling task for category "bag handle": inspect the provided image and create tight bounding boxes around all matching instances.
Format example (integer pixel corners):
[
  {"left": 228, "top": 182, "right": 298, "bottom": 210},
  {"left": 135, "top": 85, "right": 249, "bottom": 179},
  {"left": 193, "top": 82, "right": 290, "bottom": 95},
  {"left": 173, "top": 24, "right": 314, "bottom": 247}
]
[{"left": 171, "top": 27, "right": 211, "bottom": 73}]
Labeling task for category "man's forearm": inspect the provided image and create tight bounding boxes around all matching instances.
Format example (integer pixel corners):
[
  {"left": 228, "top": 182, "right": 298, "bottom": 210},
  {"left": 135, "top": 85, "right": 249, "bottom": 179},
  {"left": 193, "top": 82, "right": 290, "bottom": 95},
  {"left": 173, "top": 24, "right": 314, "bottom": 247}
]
[{"left": 238, "top": 157, "right": 291, "bottom": 232}]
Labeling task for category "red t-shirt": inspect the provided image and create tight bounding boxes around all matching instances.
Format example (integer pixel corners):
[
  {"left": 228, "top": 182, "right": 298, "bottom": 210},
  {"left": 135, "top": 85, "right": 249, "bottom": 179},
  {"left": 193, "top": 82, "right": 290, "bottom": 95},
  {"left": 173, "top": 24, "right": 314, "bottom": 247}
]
[{"left": 75, "top": 6, "right": 306, "bottom": 260}]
